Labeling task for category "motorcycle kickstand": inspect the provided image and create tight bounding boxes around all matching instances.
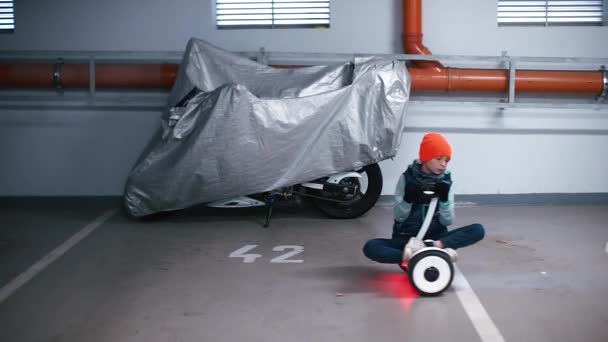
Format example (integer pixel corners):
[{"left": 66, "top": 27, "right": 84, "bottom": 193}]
[
  {"left": 264, "top": 204, "right": 273, "bottom": 228},
  {"left": 263, "top": 195, "right": 276, "bottom": 228}
]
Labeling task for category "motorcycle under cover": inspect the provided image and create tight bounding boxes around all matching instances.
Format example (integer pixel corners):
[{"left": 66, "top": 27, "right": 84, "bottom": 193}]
[{"left": 124, "top": 38, "right": 411, "bottom": 217}]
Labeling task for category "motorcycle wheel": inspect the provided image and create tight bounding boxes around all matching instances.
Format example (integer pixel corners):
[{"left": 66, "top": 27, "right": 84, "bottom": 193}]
[{"left": 312, "top": 163, "right": 383, "bottom": 219}]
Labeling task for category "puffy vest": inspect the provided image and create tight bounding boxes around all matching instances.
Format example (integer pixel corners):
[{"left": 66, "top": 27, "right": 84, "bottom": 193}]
[{"left": 392, "top": 167, "right": 452, "bottom": 239}]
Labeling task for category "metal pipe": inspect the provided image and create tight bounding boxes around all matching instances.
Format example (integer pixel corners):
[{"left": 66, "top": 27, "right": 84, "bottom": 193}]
[
  {"left": 402, "top": 0, "right": 605, "bottom": 96},
  {"left": 0, "top": 63, "right": 178, "bottom": 89},
  {"left": 401, "top": 0, "right": 444, "bottom": 72},
  {"left": 0, "top": 0, "right": 604, "bottom": 97},
  {"left": 2, "top": 60, "right": 603, "bottom": 95},
  {"left": 409, "top": 68, "right": 604, "bottom": 94}
]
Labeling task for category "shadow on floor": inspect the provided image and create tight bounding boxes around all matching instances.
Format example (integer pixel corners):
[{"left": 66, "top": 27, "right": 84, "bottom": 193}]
[{"left": 116, "top": 200, "right": 334, "bottom": 227}]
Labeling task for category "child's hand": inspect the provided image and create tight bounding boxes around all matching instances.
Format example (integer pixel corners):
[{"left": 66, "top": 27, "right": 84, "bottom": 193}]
[{"left": 435, "top": 180, "right": 451, "bottom": 203}]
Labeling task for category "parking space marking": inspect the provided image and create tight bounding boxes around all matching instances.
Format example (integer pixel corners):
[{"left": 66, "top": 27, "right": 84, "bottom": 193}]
[
  {"left": 452, "top": 265, "right": 505, "bottom": 342},
  {"left": 0, "top": 209, "right": 117, "bottom": 305}
]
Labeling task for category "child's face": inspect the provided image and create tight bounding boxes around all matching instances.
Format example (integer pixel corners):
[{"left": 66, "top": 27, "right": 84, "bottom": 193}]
[{"left": 422, "top": 156, "right": 450, "bottom": 174}]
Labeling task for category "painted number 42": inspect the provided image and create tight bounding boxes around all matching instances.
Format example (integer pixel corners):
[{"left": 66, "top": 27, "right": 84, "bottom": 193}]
[{"left": 229, "top": 245, "right": 304, "bottom": 263}]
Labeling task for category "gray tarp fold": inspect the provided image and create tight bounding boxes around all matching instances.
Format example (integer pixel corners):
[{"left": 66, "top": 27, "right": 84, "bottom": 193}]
[{"left": 124, "top": 38, "right": 411, "bottom": 217}]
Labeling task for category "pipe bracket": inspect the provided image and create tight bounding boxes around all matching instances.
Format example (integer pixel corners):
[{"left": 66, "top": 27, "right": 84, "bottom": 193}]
[
  {"left": 53, "top": 58, "right": 64, "bottom": 89},
  {"left": 257, "top": 47, "right": 268, "bottom": 65},
  {"left": 599, "top": 66, "right": 608, "bottom": 102}
]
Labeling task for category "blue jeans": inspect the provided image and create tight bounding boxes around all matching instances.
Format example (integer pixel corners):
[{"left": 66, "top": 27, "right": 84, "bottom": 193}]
[{"left": 363, "top": 223, "right": 485, "bottom": 264}]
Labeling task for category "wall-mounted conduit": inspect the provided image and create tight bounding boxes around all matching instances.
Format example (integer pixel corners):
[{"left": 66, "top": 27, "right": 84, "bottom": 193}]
[{"left": 0, "top": 0, "right": 606, "bottom": 104}]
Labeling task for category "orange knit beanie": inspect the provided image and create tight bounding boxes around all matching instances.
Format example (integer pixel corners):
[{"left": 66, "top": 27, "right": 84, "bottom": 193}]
[{"left": 419, "top": 132, "right": 452, "bottom": 163}]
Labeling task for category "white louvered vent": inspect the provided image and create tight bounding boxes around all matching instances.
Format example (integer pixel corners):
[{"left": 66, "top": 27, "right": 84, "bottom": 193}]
[
  {"left": 498, "top": 0, "right": 604, "bottom": 26},
  {"left": 216, "top": 0, "right": 330, "bottom": 29},
  {"left": 0, "top": 0, "right": 14, "bottom": 33}
]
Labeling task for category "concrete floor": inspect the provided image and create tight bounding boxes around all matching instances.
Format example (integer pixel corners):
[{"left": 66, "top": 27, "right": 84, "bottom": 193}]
[{"left": 0, "top": 202, "right": 607, "bottom": 342}]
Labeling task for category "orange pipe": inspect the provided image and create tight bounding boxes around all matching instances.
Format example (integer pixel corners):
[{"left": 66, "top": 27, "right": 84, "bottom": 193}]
[
  {"left": 0, "top": 1, "right": 604, "bottom": 96},
  {"left": 0, "top": 64, "right": 56, "bottom": 88},
  {"left": 402, "top": 0, "right": 605, "bottom": 95},
  {"left": 1, "top": 61, "right": 603, "bottom": 95},
  {"left": 94, "top": 64, "right": 177, "bottom": 88},
  {"left": 0, "top": 63, "right": 178, "bottom": 89},
  {"left": 409, "top": 68, "right": 604, "bottom": 93},
  {"left": 402, "top": 0, "right": 444, "bottom": 71}
]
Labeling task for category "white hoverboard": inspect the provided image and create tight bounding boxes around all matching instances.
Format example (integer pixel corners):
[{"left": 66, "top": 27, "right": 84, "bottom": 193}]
[{"left": 401, "top": 191, "right": 454, "bottom": 296}]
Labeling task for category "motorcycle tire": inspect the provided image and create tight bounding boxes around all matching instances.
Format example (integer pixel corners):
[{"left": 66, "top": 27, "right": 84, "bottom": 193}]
[{"left": 312, "top": 163, "right": 383, "bottom": 219}]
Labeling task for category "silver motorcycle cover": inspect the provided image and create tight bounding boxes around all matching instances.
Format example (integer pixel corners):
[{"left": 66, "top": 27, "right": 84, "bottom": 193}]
[{"left": 124, "top": 38, "right": 410, "bottom": 217}]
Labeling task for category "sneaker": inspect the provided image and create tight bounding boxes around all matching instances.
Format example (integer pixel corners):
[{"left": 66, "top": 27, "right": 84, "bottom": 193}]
[
  {"left": 443, "top": 248, "right": 458, "bottom": 262},
  {"left": 402, "top": 237, "right": 426, "bottom": 262}
]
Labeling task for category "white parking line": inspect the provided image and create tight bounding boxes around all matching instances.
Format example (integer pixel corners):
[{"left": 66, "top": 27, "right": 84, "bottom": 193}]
[
  {"left": 0, "top": 209, "right": 117, "bottom": 305},
  {"left": 605, "top": 241, "right": 608, "bottom": 255},
  {"left": 452, "top": 265, "right": 506, "bottom": 342}
]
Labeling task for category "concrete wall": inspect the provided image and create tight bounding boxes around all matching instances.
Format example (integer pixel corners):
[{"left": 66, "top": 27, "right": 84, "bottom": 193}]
[{"left": 0, "top": 0, "right": 607, "bottom": 197}]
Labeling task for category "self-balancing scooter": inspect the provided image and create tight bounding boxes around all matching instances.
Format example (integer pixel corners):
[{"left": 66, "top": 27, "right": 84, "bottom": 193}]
[{"left": 400, "top": 192, "right": 454, "bottom": 296}]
